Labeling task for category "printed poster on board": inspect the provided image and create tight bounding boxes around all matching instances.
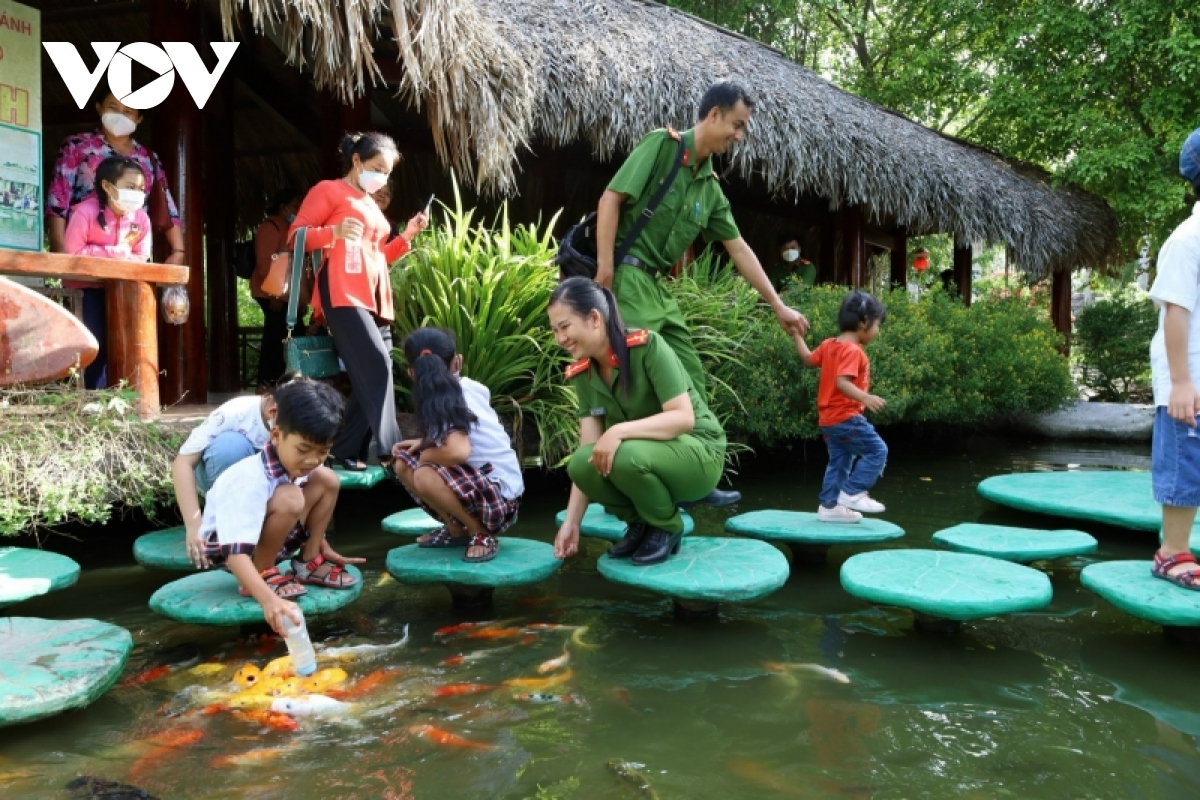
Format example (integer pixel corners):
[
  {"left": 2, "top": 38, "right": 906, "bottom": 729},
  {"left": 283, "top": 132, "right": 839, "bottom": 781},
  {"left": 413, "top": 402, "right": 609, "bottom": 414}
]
[{"left": 0, "top": 0, "right": 42, "bottom": 252}]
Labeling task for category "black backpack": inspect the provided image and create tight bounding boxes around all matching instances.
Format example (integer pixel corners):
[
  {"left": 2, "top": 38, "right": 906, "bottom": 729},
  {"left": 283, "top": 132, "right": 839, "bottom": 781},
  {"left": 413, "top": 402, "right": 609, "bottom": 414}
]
[{"left": 234, "top": 218, "right": 282, "bottom": 280}]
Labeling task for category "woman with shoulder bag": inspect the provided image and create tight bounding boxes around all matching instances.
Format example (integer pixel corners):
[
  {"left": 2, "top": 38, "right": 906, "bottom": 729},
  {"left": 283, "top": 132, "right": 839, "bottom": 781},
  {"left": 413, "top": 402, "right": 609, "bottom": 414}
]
[
  {"left": 252, "top": 188, "right": 306, "bottom": 389},
  {"left": 288, "top": 132, "right": 429, "bottom": 471}
]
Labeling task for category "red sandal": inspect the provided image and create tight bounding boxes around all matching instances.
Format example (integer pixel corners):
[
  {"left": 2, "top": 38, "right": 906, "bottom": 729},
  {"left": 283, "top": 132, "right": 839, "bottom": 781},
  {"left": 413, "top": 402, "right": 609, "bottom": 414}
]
[
  {"left": 1151, "top": 550, "right": 1200, "bottom": 591},
  {"left": 292, "top": 553, "right": 358, "bottom": 589},
  {"left": 238, "top": 566, "right": 307, "bottom": 598}
]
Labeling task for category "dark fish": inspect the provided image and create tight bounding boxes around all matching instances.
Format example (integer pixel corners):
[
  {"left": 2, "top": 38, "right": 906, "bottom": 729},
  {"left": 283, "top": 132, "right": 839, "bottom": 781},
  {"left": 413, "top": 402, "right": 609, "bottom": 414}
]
[
  {"left": 606, "top": 760, "right": 660, "bottom": 800},
  {"left": 66, "top": 775, "right": 159, "bottom": 799}
]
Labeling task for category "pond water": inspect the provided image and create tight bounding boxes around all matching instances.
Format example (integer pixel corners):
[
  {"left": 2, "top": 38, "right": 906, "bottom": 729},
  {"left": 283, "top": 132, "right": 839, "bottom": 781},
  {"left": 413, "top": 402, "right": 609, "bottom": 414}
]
[{"left": 3, "top": 434, "right": 1199, "bottom": 800}]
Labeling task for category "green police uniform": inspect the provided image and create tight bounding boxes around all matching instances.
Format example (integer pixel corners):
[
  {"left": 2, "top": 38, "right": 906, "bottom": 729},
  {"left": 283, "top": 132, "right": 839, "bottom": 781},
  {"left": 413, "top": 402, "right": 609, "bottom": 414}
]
[
  {"left": 607, "top": 128, "right": 740, "bottom": 394},
  {"left": 566, "top": 329, "right": 726, "bottom": 535},
  {"left": 767, "top": 260, "right": 816, "bottom": 292}
]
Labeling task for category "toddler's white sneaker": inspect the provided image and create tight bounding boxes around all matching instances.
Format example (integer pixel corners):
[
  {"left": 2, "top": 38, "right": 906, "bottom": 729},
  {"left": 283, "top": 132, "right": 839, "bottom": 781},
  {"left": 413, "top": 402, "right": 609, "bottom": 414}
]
[
  {"left": 817, "top": 505, "right": 863, "bottom": 523},
  {"left": 837, "top": 491, "right": 886, "bottom": 513}
]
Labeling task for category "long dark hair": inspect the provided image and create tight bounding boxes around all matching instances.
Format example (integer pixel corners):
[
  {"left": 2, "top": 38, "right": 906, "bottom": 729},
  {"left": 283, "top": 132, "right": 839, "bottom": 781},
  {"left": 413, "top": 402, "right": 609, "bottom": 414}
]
[
  {"left": 403, "top": 327, "right": 477, "bottom": 442},
  {"left": 338, "top": 132, "right": 400, "bottom": 175},
  {"left": 548, "top": 277, "right": 630, "bottom": 396},
  {"left": 92, "top": 155, "right": 144, "bottom": 231}
]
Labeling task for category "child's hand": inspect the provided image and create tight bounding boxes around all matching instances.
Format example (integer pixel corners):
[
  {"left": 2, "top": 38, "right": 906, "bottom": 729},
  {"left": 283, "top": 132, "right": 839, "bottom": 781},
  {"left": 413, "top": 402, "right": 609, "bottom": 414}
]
[
  {"left": 391, "top": 439, "right": 422, "bottom": 459},
  {"left": 263, "top": 596, "right": 302, "bottom": 636},
  {"left": 185, "top": 526, "right": 209, "bottom": 570},
  {"left": 863, "top": 394, "right": 887, "bottom": 413},
  {"left": 1168, "top": 382, "right": 1200, "bottom": 426}
]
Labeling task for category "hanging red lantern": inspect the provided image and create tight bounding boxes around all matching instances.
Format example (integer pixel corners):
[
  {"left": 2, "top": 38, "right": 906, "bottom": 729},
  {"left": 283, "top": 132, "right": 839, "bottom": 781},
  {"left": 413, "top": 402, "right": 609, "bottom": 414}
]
[{"left": 912, "top": 248, "right": 930, "bottom": 273}]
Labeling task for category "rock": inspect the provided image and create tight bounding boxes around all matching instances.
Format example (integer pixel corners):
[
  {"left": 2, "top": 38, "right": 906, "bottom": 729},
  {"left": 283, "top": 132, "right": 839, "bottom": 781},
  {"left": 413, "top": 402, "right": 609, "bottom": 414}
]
[
  {"left": 385, "top": 538, "right": 561, "bottom": 587},
  {"left": 932, "top": 523, "right": 1097, "bottom": 563},
  {"left": 1012, "top": 400, "right": 1154, "bottom": 442},
  {"left": 149, "top": 565, "right": 363, "bottom": 625},
  {"left": 1081, "top": 560, "right": 1200, "bottom": 628},
  {"left": 0, "top": 547, "right": 81, "bottom": 607},
  {"left": 597, "top": 537, "right": 789, "bottom": 603},
  {"left": 132, "top": 527, "right": 192, "bottom": 571},
  {"left": 380, "top": 509, "right": 442, "bottom": 536},
  {"left": 725, "top": 510, "right": 904, "bottom": 545},
  {"left": 840, "top": 549, "right": 1053, "bottom": 621},
  {"left": 0, "top": 617, "right": 132, "bottom": 727},
  {"left": 332, "top": 465, "right": 388, "bottom": 490},
  {"left": 553, "top": 503, "right": 694, "bottom": 542},
  {"left": 978, "top": 471, "right": 1164, "bottom": 532}
]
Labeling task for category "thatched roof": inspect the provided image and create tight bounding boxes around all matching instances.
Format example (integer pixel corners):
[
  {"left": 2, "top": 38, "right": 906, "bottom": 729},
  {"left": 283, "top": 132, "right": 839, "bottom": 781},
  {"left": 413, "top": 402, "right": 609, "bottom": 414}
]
[{"left": 220, "top": 0, "right": 1118, "bottom": 276}]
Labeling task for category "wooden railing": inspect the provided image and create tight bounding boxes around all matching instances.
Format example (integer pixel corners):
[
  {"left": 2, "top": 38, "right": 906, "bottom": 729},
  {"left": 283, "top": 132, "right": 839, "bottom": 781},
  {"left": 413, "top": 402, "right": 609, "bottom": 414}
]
[{"left": 0, "top": 250, "right": 190, "bottom": 417}]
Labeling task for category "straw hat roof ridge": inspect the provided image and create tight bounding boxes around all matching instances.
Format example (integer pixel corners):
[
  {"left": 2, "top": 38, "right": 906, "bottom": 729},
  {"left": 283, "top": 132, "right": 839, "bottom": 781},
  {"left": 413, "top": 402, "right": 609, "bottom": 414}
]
[{"left": 219, "top": 0, "right": 1118, "bottom": 276}]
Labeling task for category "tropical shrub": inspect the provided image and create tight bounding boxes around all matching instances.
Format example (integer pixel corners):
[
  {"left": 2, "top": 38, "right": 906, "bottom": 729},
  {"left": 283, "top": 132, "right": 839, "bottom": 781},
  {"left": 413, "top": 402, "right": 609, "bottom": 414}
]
[{"left": 1074, "top": 285, "right": 1156, "bottom": 402}]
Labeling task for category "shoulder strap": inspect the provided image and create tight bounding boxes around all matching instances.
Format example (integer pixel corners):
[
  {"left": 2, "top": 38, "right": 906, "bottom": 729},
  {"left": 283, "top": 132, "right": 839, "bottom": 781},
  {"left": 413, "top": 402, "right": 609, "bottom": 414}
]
[
  {"left": 624, "top": 329, "right": 650, "bottom": 347},
  {"left": 564, "top": 358, "right": 591, "bottom": 379},
  {"left": 286, "top": 228, "right": 323, "bottom": 331},
  {"left": 613, "top": 134, "right": 688, "bottom": 266}
]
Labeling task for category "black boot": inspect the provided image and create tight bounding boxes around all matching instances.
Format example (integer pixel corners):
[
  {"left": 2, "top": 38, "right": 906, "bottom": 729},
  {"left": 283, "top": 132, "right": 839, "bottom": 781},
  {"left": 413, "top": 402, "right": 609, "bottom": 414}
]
[
  {"left": 679, "top": 488, "right": 742, "bottom": 509},
  {"left": 607, "top": 522, "right": 650, "bottom": 559},
  {"left": 630, "top": 527, "right": 684, "bottom": 566}
]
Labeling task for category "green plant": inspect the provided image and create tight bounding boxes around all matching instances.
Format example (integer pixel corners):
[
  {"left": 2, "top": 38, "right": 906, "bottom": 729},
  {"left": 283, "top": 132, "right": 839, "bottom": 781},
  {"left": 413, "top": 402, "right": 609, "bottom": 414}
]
[{"left": 1074, "top": 285, "right": 1157, "bottom": 401}]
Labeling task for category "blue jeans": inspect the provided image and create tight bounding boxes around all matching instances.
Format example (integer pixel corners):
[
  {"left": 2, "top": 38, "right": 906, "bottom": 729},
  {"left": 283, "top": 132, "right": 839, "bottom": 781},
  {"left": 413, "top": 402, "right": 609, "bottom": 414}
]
[
  {"left": 1152, "top": 406, "right": 1200, "bottom": 508},
  {"left": 819, "top": 415, "right": 888, "bottom": 508},
  {"left": 194, "top": 431, "right": 257, "bottom": 494},
  {"left": 81, "top": 287, "right": 107, "bottom": 389}
]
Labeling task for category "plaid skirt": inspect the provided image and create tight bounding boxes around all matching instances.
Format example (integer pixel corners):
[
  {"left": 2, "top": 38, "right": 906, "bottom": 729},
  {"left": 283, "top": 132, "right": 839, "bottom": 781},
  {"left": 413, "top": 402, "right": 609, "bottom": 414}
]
[
  {"left": 202, "top": 522, "right": 310, "bottom": 568},
  {"left": 395, "top": 451, "right": 520, "bottom": 536}
]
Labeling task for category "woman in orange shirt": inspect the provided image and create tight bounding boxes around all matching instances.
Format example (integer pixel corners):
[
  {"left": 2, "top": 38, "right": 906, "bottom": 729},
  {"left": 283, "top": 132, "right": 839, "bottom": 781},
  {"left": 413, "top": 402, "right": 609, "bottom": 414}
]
[
  {"left": 289, "top": 132, "right": 428, "bottom": 470},
  {"left": 251, "top": 187, "right": 305, "bottom": 389}
]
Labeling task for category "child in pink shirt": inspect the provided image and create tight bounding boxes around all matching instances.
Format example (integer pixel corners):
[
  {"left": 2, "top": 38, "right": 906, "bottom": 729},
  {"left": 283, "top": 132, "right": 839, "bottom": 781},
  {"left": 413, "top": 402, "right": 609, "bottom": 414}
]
[{"left": 63, "top": 155, "right": 152, "bottom": 388}]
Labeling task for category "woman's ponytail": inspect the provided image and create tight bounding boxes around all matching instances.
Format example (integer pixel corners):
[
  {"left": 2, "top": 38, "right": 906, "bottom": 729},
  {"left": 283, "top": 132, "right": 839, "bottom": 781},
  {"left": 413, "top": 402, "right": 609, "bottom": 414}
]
[
  {"left": 600, "top": 286, "right": 631, "bottom": 396},
  {"left": 404, "top": 328, "right": 476, "bottom": 442}
]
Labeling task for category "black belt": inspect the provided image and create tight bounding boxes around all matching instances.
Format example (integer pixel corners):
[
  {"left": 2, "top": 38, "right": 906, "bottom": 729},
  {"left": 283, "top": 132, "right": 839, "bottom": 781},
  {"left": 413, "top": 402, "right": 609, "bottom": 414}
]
[{"left": 620, "top": 256, "right": 659, "bottom": 276}]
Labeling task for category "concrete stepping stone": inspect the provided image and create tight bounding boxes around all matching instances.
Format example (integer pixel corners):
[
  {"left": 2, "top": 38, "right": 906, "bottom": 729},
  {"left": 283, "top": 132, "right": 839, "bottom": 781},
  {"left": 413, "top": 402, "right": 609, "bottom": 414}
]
[
  {"left": 333, "top": 465, "right": 388, "bottom": 490},
  {"left": 386, "top": 538, "right": 561, "bottom": 611},
  {"left": 932, "top": 523, "right": 1097, "bottom": 563},
  {"left": 977, "top": 471, "right": 1162, "bottom": 531},
  {"left": 132, "top": 526, "right": 192, "bottom": 571},
  {"left": 0, "top": 617, "right": 133, "bottom": 727},
  {"left": 725, "top": 510, "right": 904, "bottom": 564},
  {"left": 597, "top": 537, "right": 789, "bottom": 617},
  {"left": 381, "top": 508, "right": 442, "bottom": 536},
  {"left": 1081, "top": 560, "right": 1200, "bottom": 637},
  {"left": 840, "top": 549, "right": 1053, "bottom": 634},
  {"left": 149, "top": 565, "right": 363, "bottom": 625},
  {"left": 554, "top": 503, "right": 694, "bottom": 542},
  {"left": 0, "top": 547, "right": 81, "bottom": 608}
]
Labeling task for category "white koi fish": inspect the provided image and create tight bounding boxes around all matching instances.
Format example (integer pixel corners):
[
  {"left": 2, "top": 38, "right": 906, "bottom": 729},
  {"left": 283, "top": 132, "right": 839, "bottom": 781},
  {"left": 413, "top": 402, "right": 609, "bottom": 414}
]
[
  {"left": 318, "top": 625, "right": 410, "bottom": 662},
  {"left": 270, "top": 694, "right": 352, "bottom": 717},
  {"left": 765, "top": 662, "right": 851, "bottom": 684}
]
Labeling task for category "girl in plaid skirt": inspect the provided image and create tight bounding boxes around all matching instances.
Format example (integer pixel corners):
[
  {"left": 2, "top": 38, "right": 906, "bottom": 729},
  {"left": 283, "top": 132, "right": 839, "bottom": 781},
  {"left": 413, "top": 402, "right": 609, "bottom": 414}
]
[{"left": 389, "top": 328, "right": 524, "bottom": 562}]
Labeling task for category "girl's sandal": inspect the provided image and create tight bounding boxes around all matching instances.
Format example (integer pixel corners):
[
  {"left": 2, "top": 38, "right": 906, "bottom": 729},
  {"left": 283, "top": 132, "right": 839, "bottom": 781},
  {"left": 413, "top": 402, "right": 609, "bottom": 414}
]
[
  {"left": 238, "top": 566, "right": 307, "bottom": 598},
  {"left": 1151, "top": 550, "right": 1200, "bottom": 591},
  {"left": 463, "top": 534, "right": 499, "bottom": 564},
  {"left": 292, "top": 553, "right": 358, "bottom": 589},
  {"left": 418, "top": 527, "right": 472, "bottom": 549}
]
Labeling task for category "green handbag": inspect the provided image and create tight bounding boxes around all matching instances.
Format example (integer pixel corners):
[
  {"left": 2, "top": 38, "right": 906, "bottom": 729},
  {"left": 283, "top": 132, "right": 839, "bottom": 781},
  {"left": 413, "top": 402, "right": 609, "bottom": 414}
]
[{"left": 284, "top": 227, "right": 341, "bottom": 379}]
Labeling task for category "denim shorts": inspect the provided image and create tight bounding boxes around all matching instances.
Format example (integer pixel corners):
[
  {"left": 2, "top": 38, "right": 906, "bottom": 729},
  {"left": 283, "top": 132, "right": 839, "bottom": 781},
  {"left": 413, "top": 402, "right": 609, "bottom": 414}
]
[{"left": 1152, "top": 406, "right": 1200, "bottom": 508}]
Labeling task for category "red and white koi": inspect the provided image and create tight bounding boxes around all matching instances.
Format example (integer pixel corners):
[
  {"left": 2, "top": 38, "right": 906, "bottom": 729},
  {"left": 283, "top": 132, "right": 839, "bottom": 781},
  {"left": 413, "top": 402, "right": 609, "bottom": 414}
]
[
  {"left": 536, "top": 648, "right": 570, "bottom": 674},
  {"left": 513, "top": 692, "right": 587, "bottom": 707}
]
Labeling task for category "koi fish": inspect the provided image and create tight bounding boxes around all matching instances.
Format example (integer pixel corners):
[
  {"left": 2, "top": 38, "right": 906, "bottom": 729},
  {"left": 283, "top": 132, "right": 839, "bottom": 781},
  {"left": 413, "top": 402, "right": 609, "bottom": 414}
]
[
  {"left": 503, "top": 669, "right": 573, "bottom": 690},
  {"left": 606, "top": 759, "right": 660, "bottom": 800},
  {"left": 433, "top": 683, "right": 498, "bottom": 698},
  {"left": 188, "top": 663, "right": 227, "bottom": 677},
  {"left": 227, "top": 690, "right": 277, "bottom": 710},
  {"left": 410, "top": 725, "right": 492, "bottom": 751},
  {"left": 231, "top": 710, "right": 299, "bottom": 733},
  {"left": 209, "top": 745, "right": 294, "bottom": 769},
  {"left": 344, "top": 668, "right": 404, "bottom": 699},
  {"left": 441, "top": 644, "right": 516, "bottom": 666},
  {"left": 765, "top": 662, "right": 851, "bottom": 684},
  {"left": 270, "top": 694, "right": 352, "bottom": 717},
  {"left": 128, "top": 730, "right": 205, "bottom": 784},
  {"left": 465, "top": 627, "right": 523, "bottom": 640},
  {"left": 513, "top": 692, "right": 587, "bottom": 706},
  {"left": 261, "top": 656, "right": 293, "bottom": 680},
  {"left": 319, "top": 625, "right": 410, "bottom": 661},
  {"left": 524, "top": 625, "right": 597, "bottom": 649},
  {"left": 433, "top": 620, "right": 495, "bottom": 638},
  {"left": 233, "top": 664, "right": 261, "bottom": 688},
  {"left": 300, "top": 667, "right": 348, "bottom": 694},
  {"left": 537, "top": 648, "right": 570, "bottom": 674},
  {"left": 122, "top": 665, "right": 173, "bottom": 686},
  {"left": 520, "top": 635, "right": 538, "bottom": 645}
]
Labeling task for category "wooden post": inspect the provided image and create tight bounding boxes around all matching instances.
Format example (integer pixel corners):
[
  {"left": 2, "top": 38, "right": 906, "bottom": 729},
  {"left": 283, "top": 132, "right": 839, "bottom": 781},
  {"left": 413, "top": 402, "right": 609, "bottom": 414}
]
[
  {"left": 817, "top": 209, "right": 837, "bottom": 285},
  {"left": 1051, "top": 269, "right": 1073, "bottom": 355},
  {"left": 206, "top": 78, "right": 239, "bottom": 393},
  {"left": 840, "top": 205, "right": 865, "bottom": 287},
  {"left": 890, "top": 229, "right": 908, "bottom": 288},
  {"left": 151, "top": 0, "right": 206, "bottom": 405},
  {"left": 953, "top": 242, "right": 973, "bottom": 306},
  {"left": 106, "top": 280, "right": 159, "bottom": 417}
]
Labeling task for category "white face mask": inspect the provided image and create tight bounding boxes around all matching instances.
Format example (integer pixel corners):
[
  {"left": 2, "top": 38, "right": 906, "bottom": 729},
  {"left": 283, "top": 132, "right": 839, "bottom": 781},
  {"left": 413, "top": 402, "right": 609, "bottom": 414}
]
[
  {"left": 115, "top": 188, "right": 145, "bottom": 214},
  {"left": 782, "top": 248, "right": 800, "bottom": 263},
  {"left": 358, "top": 170, "right": 388, "bottom": 194},
  {"left": 101, "top": 112, "right": 137, "bottom": 137}
]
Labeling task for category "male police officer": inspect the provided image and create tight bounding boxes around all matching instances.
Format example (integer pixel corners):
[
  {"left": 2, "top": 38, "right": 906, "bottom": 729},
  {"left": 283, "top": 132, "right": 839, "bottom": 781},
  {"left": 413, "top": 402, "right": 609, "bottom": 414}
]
[{"left": 594, "top": 82, "right": 809, "bottom": 506}]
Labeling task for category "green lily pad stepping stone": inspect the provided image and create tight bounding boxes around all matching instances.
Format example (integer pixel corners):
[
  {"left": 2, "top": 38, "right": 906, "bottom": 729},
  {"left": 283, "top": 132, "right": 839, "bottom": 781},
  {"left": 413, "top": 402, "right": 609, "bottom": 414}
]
[
  {"left": 597, "top": 537, "right": 789, "bottom": 617},
  {"left": 149, "top": 566, "right": 363, "bottom": 625},
  {"left": 725, "top": 510, "right": 904, "bottom": 564},
  {"left": 132, "top": 526, "right": 192, "bottom": 571},
  {"left": 978, "top": 471, "right": 1162, "bottom": 531},
  {"left": 932, "top": 523, "right": 1097, "bottom": 563},
  {"left": 840, "top": 549, "right": 1053, "bottom": 633},
  {"left": 554, "top": 504, "right": 694, "bottom": 542},
  {"left": 0, "top": 617, "right": 132, "bottom": 727},
  {"left": 333, "top": 465, "right": 388, "bottom": 490},
  {"left": 381, "top": 508, "right": 442, "bottom": 536},
  {"left": 0, "top": 547, "right": 81, "bottom": 607},
  {"left": 1081, "top": 560, "right": 1200, "bottom": 633},
  {"left": 386, "top": 538, "right": 561, "bottom": 611}
]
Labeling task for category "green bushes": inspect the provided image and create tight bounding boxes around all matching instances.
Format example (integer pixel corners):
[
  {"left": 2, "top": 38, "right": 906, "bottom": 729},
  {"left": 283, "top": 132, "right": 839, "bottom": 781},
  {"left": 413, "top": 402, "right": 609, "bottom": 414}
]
[{"left": 1074, "top": 286, "right": 1156, "bottom": 402}]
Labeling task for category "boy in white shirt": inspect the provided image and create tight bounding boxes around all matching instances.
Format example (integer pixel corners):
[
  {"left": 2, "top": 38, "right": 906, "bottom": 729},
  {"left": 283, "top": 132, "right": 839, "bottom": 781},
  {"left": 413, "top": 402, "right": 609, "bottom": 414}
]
[
  {"left": 199, "top": 379, "right": 363, "bottom": 633},
  {"left": 1148, "top": 126, "right": 1200, "bottom": 591}
]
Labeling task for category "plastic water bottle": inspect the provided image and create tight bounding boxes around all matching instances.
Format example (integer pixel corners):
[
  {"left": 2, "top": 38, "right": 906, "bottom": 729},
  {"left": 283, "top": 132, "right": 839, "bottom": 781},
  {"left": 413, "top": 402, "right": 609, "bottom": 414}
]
[
  {"left": 345, "top": 237, "right": 363, "bottom": 274},
  {"left": 281, "top": 611, "right": 317, "bottom": 676}
]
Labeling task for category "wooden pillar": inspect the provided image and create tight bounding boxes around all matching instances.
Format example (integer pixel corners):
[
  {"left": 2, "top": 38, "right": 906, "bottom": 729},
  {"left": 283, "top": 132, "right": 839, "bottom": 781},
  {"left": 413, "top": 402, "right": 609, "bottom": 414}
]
[
  {"left": 953, "top": 242, "right": 973, "bottom": 306},
  {"left": 206, "top": 78, "right": 239, "bottom": 393},
  {"left": 1051, "top": 269, "right": 1072, "bottom": 355},
  {"left": 890, "top": 229, "right": 908, "bottom": 288},
  {"left": 840, "top": 205, "right": 866, "bottom": 287},
  {"left": 105, "top": 280, "right": 159, "bottom": 417},
  {"left": 151, "top": 0, "right": 206, "bottom": 404},
  {"left": 817, "top": 209, "right": 837, "bottom": 285}
]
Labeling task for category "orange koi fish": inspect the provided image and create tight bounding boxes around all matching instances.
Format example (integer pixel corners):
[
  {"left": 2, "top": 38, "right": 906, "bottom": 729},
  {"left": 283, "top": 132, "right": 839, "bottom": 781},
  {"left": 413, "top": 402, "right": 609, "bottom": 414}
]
[
  {"left": 434, "top": 621, "right": 496, "bottom": 638},
  {"left": 465, "top": 627, "right": 523, "bottom": 640},
  {"left": 232, "top": 709, "right": 299, "bottom": 733},
  {"left": 345, "top": 668, "right": 404, "bottom": 699},
  {"left": 122, "top": 665, "right": 172, "bottom": 687},
  {"left": 410, "top": 725, "right": 492, "bottom": 751},
  {"left": 503, "top": 669, "right": 573, "bottom": 690},
  {"left": 520, "top": 635, "right": 537, "bottom": 645},
  {"left": 433, "top": 683, "right": 498, "bottom": 698},
  {"left": 537, "top": 648, "right": 570, "bottom": 674},
  {"left": 128, "top": 729, "right": 205, "bottom": 784},
  {"left": 210, "top": 745, "right": 294, "bottom": 769},
  {"left": 233, "top": 663, "right": 262, "bottom": 688}
]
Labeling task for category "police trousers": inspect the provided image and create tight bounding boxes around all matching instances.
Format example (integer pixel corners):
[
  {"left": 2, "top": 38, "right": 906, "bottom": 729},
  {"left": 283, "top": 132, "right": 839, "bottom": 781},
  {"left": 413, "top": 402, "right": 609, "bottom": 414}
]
[{"left": 613, "top": 265, "right": 706, "bottom": 395}]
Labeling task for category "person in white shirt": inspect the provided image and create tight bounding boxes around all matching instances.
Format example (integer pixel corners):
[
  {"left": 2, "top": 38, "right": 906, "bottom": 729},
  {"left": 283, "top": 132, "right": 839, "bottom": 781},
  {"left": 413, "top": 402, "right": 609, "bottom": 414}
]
[
  {"left": 388, "top": 328, "right": 524, "bottom": 563},
  {"left": 1148, "top": 125, "right": 1200, "bottom": 591},
  {"left": 199, "top": 379, "right": 362, "bottom": 633}
]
